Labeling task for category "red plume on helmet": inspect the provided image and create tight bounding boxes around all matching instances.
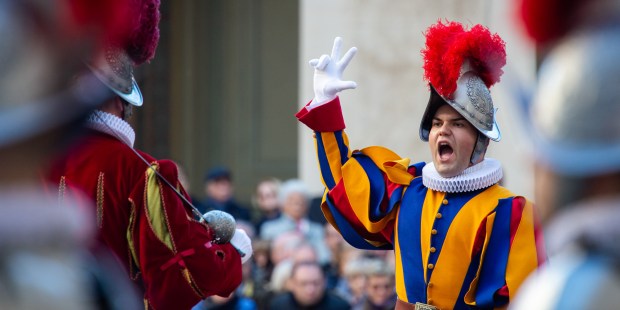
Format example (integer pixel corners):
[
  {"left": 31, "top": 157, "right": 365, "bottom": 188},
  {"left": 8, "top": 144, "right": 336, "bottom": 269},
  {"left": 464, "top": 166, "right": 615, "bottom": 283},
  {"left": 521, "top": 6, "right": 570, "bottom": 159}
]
[
  {"left": 518, "top": 0, "right": 585, "bottom": 45},
  {"left": 421, "top": 20, "right": 506, "bottom": 99},
  {"left": 125, "top": 0, "right": 161, "bottom": 65}
]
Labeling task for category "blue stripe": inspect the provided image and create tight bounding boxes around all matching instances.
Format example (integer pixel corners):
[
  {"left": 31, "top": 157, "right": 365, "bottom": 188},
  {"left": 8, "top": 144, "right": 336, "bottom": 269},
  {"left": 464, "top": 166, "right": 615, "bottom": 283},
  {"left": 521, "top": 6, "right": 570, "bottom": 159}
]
[
  {"left": 355, "top": 154, "right": 392, "bottom": 222},
  {"left": 389, "top": 186, "right": 404, "bottom": 211},
  {"left": 325, "top": 195, "right": 392, "bottom": 250},
  {"left": 411, "top": 162, "right": 427, "bottom": 177},
  {"left": 315, "top": 131, "right": 336, "bottom": 189},
  {"left": 334, "top": 131, "right": 349, "bottom": 165},
  {"left": 454, "top": 247, "right": 483, "bottom": 310},
  {"left": 398, "top": 178, "right": 427, "bottom": 303},
  {"left": 475, "top": 197, "right": 512, "bottom": 308}
]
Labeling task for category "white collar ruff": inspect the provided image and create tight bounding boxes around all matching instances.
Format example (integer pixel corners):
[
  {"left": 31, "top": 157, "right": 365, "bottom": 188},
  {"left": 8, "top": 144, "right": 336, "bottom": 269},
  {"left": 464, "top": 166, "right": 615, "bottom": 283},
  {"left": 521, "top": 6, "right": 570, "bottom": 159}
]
[
  {"left": 84, "top": 110, "right": 135, "bottom": 147},
  {"left": 422, "top": 158, "right": 503, "bottom": 193}
]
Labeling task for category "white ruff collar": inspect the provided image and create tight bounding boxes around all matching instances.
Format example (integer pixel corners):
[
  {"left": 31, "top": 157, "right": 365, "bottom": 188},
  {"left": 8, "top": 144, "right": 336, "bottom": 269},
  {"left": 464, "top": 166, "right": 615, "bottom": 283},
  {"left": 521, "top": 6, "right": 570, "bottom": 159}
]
[
  {"left": 422, "top": 158, "right": 503, "bottom": 193},
  {"left": 84, "top": 111, "right": 135, "bottom": 147}
]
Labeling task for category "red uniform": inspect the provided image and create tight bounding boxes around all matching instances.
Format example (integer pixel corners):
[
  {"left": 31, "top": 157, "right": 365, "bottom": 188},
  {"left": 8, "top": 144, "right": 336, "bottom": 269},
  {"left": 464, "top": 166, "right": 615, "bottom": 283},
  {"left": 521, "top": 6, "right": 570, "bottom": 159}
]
[{"left": 49, "top": 116, "right": 242, "bottom": 310}]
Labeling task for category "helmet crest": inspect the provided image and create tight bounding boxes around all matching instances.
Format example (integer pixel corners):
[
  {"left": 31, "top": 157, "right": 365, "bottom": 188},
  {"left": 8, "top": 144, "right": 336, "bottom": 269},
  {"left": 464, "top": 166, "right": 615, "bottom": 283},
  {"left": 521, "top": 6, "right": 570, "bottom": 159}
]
[{"left": 421, "top": 20, "right": 506, "bottom": 99}]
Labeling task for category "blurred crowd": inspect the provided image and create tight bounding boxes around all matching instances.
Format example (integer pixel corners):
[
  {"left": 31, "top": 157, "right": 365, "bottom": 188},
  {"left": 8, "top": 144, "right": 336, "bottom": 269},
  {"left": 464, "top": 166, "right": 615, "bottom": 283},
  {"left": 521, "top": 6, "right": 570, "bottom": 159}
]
[{"left": 189, "top": 167, "right": 398, "bottom": 310}]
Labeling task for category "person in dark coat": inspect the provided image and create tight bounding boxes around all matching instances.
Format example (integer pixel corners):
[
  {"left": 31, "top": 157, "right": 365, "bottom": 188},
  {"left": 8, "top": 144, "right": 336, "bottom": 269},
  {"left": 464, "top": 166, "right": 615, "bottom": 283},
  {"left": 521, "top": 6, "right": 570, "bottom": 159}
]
[
  {"left": 201, "top": 166, "right": 251, "bottom": 221},
  {"left": 269, "top": 261, "right": 350, "bottom": 310}
]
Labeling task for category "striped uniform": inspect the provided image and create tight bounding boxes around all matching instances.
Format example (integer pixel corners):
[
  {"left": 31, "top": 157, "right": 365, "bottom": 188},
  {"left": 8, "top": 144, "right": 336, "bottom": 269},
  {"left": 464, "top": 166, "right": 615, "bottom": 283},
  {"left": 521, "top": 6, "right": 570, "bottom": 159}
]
[{"left": 296, "top": 98, "right": 545, "bottom": 309}]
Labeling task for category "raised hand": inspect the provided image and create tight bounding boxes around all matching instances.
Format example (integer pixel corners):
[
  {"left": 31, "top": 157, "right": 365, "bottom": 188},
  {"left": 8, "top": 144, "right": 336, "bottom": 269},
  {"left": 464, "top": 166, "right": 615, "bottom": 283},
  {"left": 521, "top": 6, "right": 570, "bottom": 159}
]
[{"left": 308, "top": 37, "right": 358, "bottom": 108}]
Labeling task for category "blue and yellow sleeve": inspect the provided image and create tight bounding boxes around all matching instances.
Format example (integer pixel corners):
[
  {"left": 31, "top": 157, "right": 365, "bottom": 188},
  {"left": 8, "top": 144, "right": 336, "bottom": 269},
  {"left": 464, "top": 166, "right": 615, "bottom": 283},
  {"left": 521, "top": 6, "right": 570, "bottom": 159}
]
[{"left": 297, "top": 98, "right": 416, "bottom": 250}]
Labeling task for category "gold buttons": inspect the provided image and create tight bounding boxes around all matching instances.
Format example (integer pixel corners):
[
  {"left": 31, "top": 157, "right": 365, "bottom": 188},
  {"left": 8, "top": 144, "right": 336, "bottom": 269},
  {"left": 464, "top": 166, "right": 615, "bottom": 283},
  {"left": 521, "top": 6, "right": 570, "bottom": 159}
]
[
  {"left": 442, "top": 199, "right": 448, "bottom": 205},
  {"left": 430, "top": 247, "right": 436, "bottom": 253},
  {"left": 428, "top": 282, "right": 433, "bottom": 288},
  {"left": 436, "top": 213, "right": 442, "bottom": 219},
  {"left": 431, "top": 229, "right": 437, "bottom": 235},
  {"left": 428, "top": 263, "right": 434, "bottom": 269},
  {"left": 428, "top": 298, "right": 433, "bottom": 304}
]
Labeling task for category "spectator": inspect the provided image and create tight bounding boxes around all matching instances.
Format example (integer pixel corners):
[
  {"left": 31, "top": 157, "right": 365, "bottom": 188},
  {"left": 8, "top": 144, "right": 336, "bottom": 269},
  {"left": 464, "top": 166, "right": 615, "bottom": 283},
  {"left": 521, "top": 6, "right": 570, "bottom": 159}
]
[
  {"left": 357, "top": 260, "right": 396, "bottom": 310},
  {"left": 269, "top": 261, "right": 351, "bottom": 310},
  {"left": 269, "top": 231, "right": 305, "bottom": 265},
  {"left": 250, "top": 239, "right": 273, "bottom": 310},
  {"left": 324, "top": 223, "right": 346, "bottom": 289},
  {"left": 192, "top": 291, "right": 257, "bottom": 310},
  {"left": 260, "top": 179, "right": 330, "bottom": 264},
  {"left": 253, "top": 178, "right": 282, "bottom": 234},
  {"left": 270, "top": 241, "right": 319, "bottom": 294},
  {"left": 334, "top": 258, "right": 371, "bottom": 309},
  {"left": 201, "top": 166, "right": 251, "bottom": 222}
]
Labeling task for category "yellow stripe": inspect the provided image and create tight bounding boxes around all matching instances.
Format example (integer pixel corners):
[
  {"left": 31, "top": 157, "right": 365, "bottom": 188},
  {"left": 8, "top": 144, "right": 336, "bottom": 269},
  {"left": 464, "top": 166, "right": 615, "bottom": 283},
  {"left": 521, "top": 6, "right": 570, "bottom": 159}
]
[
  {"left": 429, "top": 185, "right": 512, "bottom": 309},
  {"left": 506, "top": 199, "right": 538, "bottom": 300},
  {"left": 341, "top": 159, "right": 396, "bottom": 233},
  {"left": 420, "top": 190, "right": 445, "bottom": 283},
  {"left": 126, "top": 199, "right": 140, "bottom": 277},
  {"left": 313, "top": 137, "right": 329, "bottom": 190},
  {"left": 393, "top": 206, "right": 408, "bottom": 302},
  {"left": 320, "top": 132, "right": 345, "bottom": 184},
  {"left": 145, "top": 164, "right": 175, "bottom": 252}
]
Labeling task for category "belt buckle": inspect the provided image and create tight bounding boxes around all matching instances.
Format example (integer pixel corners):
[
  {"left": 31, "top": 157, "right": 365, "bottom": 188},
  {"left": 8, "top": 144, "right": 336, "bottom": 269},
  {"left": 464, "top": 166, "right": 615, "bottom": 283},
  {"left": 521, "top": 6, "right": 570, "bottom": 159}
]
[{"left": 415, "top": 302, "right": 438, "bottom": 310}]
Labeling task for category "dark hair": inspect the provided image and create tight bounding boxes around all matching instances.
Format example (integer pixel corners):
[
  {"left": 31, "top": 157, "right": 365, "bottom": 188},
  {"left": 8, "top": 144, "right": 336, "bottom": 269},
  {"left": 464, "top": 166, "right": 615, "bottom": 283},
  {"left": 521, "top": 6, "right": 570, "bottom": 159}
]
[
  {"left": 204, "top": 166, "right": 231, "bottom": 182},
  {"left": 290, "top": 261, "right": 324, "bottom": 279}
]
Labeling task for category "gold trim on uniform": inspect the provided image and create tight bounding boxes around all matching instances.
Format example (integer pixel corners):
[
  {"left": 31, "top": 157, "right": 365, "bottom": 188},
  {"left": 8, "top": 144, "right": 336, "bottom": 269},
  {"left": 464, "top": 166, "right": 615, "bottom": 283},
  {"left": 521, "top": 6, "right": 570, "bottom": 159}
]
[
  {"left": 58, "top": 176, "right": 66, "bottom": 205},
  {"left": 97, "top": 172, "right": 105, "bottom": 228},
  {"left": 127, "top": 199, "right": 141, "bottom": 280}
]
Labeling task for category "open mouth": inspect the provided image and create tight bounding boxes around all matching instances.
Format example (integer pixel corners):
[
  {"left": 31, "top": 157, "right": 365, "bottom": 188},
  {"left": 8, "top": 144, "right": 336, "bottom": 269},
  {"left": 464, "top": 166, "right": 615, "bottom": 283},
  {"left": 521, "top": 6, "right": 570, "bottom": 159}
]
[{"left": 438, "top": 142, "right": 454, "bottom": 161}]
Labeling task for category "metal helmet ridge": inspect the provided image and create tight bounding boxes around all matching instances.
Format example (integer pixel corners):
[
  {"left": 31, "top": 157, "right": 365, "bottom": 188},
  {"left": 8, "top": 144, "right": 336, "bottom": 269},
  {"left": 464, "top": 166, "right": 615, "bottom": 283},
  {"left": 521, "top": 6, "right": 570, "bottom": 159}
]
[
  {"left": 88, "top": 0, "right": 161, "bottom": 107},
  {"left": 420, "top": 21, "right": 506, "bottom": 164},
  {"left": 530, "top": 24, "right": 620, "bottom": 176}
]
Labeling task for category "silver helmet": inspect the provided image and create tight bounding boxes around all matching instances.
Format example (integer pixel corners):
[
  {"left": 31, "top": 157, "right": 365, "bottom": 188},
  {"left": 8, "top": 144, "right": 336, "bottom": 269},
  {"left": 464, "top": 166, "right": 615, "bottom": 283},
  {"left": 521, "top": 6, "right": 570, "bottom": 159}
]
[
  {"left": 420, "top": 21, "right": 506, "bottom": 164},
  {"left": 530, "top": 24, "right": 620, "bottom": 176},
  {"left": 88, "top": 46, "right": 143, "bottom": 107},
  {"left": 419, "top": 68, "right": 501, "bottom": 143}
]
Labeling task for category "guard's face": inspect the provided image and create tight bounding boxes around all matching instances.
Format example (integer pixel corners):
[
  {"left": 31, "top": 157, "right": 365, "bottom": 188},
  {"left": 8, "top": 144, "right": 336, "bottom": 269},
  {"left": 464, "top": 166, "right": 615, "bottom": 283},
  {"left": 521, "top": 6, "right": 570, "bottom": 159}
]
[{"left": 428, "top": 105, "right": 478, "bottom": 177}]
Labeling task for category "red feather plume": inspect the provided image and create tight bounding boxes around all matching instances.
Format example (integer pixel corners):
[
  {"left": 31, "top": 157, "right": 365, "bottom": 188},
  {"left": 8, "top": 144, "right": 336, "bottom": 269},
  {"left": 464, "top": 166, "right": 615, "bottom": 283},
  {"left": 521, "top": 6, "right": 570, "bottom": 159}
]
[
  {"left": 68, "top": 0, "right": 160, "bottom": 66},
  {"left": 125, "top": 0, "right": 161, "bottom": 65},
  {"left": 518, "top": 0, "right": 584, "bottom": 45},
  {"left": 421, "top": 20, "right": 506, "bottom": 99}
]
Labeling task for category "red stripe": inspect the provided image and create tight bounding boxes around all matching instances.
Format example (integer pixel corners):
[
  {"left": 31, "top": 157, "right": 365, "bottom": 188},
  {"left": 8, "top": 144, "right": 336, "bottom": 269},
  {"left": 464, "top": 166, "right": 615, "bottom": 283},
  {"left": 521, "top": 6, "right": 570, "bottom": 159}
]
[
  {"left": 329, "top": 180, "right": 388, "bottom": 242},
  {"left": 509, "top": 197, "right": 525, "bottom": 247},
  {"left": 296, "top": 98, "right": 346, "bottom": 132},
  {"left": 386, "top": 175, "right": 400, "bottom": 199},
  {"left": 472, "top": 217, "right": 488, "bottom": 256}
]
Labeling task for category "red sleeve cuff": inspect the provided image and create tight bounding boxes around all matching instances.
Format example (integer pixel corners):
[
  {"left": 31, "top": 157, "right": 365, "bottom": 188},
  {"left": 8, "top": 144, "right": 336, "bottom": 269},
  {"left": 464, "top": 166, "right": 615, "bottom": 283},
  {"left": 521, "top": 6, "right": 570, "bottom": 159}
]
[{"left": 295, "top": 97, "right": 346, "bottom": 132}]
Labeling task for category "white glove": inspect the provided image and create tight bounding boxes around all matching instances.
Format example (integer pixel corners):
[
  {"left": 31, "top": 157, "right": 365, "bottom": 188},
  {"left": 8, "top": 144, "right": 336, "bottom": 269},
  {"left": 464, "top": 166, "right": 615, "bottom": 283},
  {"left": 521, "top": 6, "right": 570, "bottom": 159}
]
[
  {"left": 229, "top": 228, "right": 253, "bottom": 264},
  {"left": 308, "top": 37, "right": 358, "bottom": 109}
]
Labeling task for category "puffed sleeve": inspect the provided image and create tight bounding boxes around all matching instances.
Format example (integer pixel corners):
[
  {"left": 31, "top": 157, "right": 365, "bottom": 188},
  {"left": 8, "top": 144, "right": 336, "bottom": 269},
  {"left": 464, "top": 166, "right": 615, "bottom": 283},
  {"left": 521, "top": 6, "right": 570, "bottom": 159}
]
[
  {"left": 127, "top": 160, "right": 242, "bottom": 310},
  {"left": 297, "top": 98, "right": 420, "bottom": 250}
]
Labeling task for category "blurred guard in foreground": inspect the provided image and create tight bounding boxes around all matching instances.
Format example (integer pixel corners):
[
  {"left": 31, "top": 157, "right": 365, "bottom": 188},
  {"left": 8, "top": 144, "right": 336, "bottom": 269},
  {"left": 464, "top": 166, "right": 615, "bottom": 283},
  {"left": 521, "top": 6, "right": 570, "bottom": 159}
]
[
  {"left": 0, "top": 0, "right": 142, "bottom": 308},
  {"left": 48, "top": 0, "right": 252, "bottom": 309},
  {"left": 511, "top": 0, "right": 620, "bottom": 308}
]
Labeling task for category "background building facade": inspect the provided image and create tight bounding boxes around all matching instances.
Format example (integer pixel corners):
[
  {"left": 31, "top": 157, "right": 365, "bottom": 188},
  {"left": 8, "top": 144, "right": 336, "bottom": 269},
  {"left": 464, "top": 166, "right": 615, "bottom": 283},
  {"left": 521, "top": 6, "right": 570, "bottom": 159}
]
[{"left": 135, "top": 0, "right": 536, "bottom": 204}]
